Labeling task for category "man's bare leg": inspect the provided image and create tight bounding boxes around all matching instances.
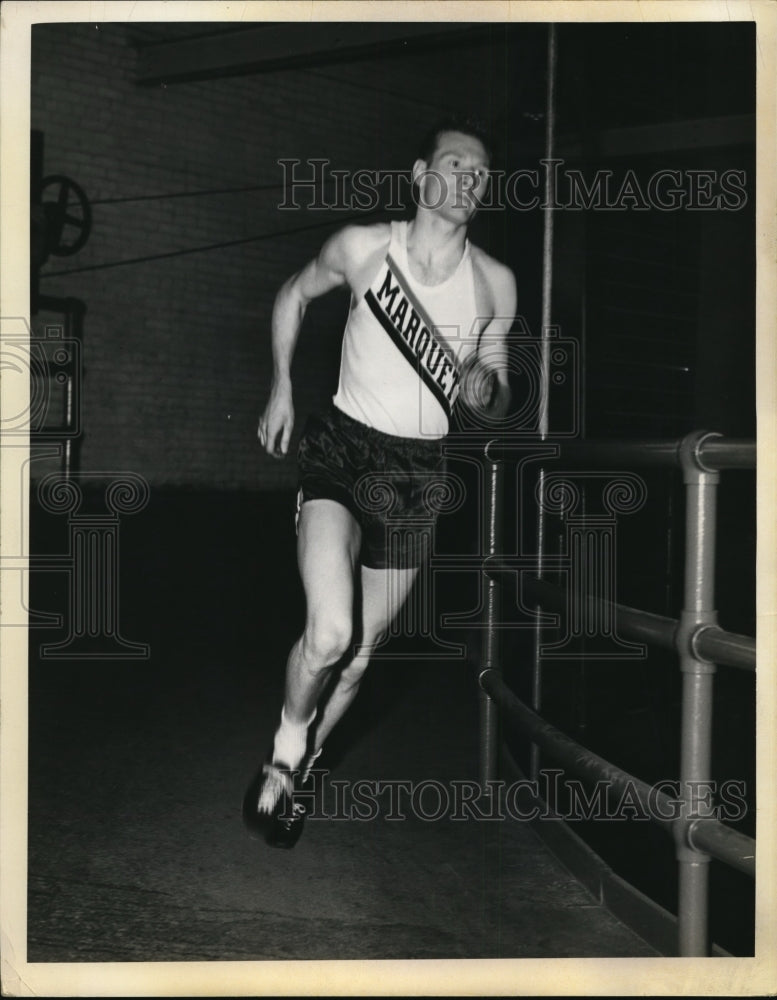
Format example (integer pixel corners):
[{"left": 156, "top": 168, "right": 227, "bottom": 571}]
[
  {"left": 246, "top": 503, "right": 418, "bottom": 845},
  {"left": 308, "top": 562, "right": 419, "bottom": 756},
  {"left": 244, "top": 498, "right": 362, "bottom": 845},
  {"left": 271, "top": 498, "right": 361, "bottom": 769}
]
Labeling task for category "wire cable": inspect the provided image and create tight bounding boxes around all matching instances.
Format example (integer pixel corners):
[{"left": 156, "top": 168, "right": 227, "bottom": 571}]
[
  {"left": 39, "top": 208, "right": 388, "bottom": 278},
  {"left": 89, "top": 181, "right": 286, "bottom": 206}
]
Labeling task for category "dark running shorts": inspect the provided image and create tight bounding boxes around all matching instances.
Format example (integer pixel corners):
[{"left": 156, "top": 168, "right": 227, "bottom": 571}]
[{"left": 296, "top": 404, "right": 447, "bottom": 569}]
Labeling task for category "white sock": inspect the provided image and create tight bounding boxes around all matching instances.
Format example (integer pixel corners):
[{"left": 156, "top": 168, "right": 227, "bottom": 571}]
[{"left": 272, "top": 705, "right": 315, "bottom": 771}]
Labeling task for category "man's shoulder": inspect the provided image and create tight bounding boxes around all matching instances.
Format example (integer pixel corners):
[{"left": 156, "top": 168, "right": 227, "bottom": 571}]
[
  {"left": 470, "top": 245, "right": 517, "bottom": 317},
  {"left": 470, "top": 243, "right": 516, "bottom": 288},
  {"left": 333, "top": 221, "right": 392, "bottom": 259},
  {"left": 316, "top": 222, "right": 392, "bottom": 292}
]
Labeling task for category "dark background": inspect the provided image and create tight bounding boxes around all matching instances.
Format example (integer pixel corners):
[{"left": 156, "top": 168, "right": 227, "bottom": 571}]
[{"left": 28, "top": 20, "right": 756, "bottom": 959}]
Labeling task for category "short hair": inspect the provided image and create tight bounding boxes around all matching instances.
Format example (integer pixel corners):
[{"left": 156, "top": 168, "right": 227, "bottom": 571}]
[{"left": 417, "top": 115, "right": 493, "bottom": 167}]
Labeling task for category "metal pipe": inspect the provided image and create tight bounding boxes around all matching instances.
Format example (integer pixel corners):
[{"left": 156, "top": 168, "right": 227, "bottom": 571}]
[
  {"left": 522, "top": 573, "right": 678, "bottom": 648},
  {"left": 480, "top": 667, "right": 673, "bottom": 829},
  {"left": 689, "top": 818, "right": 755, "bottom": 876},
  {"left": 65, "top": 374, "right": 73, "bottom": 480},
  {"left": 531, "top": 21, "right": 558, "bottom": 783},
  {"left": 489, "top": 439, "right": 682, "bottom": 465},
  {"left": 488, "top": 435, "right": 756, "bottom": 471},
  {"left": 694, "top": 626, "right": 755, "bottom": 672},
  {"left": 479, "top": 457, "right": 504, "bottom": 791},
  {"left": 539, "top": 21, "right": 558, "bottom": 440},
  {"left": 483, "top": 567, "right": 755, "bottom": 671},
  {"left": 530, "top": 471, "right": 545, "bottom": 785},
  {"left": 479, "top": 667, "right": 755, "bottom": 878},
  {"left": 675, "top": 432, "right": 720, "bottom": 957},
  {"left": 478, "top": 427, "right": 754, "bottom": 952},
  {"left": 697, "top": 438, "right": 756, "bottom": 469}
]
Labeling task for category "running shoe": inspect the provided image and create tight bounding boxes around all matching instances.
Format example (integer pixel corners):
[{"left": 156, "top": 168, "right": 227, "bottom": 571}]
[{"left": 242, "top": 759, "right": 307, "bottom": 849}]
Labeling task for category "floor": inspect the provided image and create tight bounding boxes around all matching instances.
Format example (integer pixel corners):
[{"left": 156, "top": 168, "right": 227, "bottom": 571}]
[{"left": 26, "top": 490, "right": 661, "bottom": 962}]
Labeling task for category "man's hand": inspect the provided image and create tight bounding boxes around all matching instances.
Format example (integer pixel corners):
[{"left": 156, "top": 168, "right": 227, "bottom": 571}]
[
  {"left": 258, "top": 382, "right": 294, "bottom": 458},
  {"left": 486, "top": 376, "right": 512, "bottom": 419},
  {"left": 459, "top": 354, "right": 511, "bottom": 420}
]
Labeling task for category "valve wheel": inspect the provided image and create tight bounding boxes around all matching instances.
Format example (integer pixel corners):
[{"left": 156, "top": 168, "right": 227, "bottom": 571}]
[{"left": 39, "top": 175, "right": 92, "bottom": 257}]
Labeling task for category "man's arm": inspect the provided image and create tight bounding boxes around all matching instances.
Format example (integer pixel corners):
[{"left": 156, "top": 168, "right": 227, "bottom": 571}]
[
  {"left": 258, "top": 227, "right": 356, "bottom": 458},
  {"left": 472, "top": 259, "right": 517, "bottom": 418}
]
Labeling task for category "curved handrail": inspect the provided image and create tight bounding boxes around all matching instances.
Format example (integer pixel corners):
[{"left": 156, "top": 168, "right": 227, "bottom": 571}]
[
  {"left": 479, "top": 666, "right": 755, "bottom": 878},
  {"left": 485, "top": 434, "right": 756, "bottom": 470},
  {"left": 483, "top": 566, "right": 755, "bottom": 672},
  {"left": 478, "top": 431, "right": 756, "bottom": 956}
]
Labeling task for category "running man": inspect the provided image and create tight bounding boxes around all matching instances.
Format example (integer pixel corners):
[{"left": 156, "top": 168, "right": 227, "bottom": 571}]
[{"left": 244, "top": 117, "right": 516, "bottom": 847}]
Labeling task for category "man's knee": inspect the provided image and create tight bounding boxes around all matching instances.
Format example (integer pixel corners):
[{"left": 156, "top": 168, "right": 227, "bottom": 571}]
[
  {"left": 303, "top": 615, "right": 352, "bottom": 668},
  {"left": 340, "top": 629, "right": 386, "bottom": 685}
]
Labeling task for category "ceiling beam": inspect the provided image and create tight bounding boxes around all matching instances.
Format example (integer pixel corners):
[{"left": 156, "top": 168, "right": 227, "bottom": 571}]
[
  {"left": 515, "top": 114, "right": 755, "bottom": 159},
  {"left": 135, "top": 23, "right": 494, "bottom": 86}
]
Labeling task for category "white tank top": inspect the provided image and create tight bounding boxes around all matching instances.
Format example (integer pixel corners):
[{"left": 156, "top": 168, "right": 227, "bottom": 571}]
[{"left": 332, "top": 220, "right": 480, "bottom": 438}]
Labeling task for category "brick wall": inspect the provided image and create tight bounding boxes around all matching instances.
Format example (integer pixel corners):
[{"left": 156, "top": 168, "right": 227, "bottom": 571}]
[{"left": 31, "top": 23, "right": 498, "bottom": 490}]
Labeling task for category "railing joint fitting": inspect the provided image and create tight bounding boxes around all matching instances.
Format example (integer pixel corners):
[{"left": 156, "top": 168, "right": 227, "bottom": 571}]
[
  {"left": 684, "top": 818, "right": 713, "bottom": 863},
  {"left": 676, "top": 610, "right": 719, "bottom": 669},
  {"left": 478, "top": 667, "right": 495, "bottom": 690},
  {"left": 483, "top": 438, "right": 505, "bottom": 463},
  {"left": 482, "top": 553, "right": 499, "bottom": 582},
  {"left": 679, "top": 430, "right": 723, "bottom": 483},
  {"left": 690, "top": 623, "right": 722, "bottom": 664},
  {"left": 672, "top": 815, "right": 711, "bottom": 863}
]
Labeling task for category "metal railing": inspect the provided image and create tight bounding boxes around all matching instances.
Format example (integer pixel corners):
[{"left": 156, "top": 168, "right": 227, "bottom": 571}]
[
  {"left": 477, "top": 430, "right": 756, "bottom": 957},
  {"left": 34, "top": 294, "right": 86, "bottom": 480}
]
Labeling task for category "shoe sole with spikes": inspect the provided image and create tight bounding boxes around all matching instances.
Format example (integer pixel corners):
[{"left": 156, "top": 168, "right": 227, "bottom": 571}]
[{"left": 242, "top": 760, "right": 307, "bottom": 849}]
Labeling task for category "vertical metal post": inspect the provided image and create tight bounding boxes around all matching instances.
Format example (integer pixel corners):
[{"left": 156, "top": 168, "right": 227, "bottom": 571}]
[
  {"left": 539, "top": 24, "right": 558, "bottom": 435},
  {"left": 64, "top": 374, "right": 73, "bottom": 480},
  {"left": 676, "top": 432, "right": 720, "bottom": 956},
  {"left": 531, "top": 22, "right": 558, "bottom": 781},
  {"left": 479, "top": 455, "right": 504, "bottom": 791},
  {"left": 64, "top": 300, "right": 74, "bottom": 481}
]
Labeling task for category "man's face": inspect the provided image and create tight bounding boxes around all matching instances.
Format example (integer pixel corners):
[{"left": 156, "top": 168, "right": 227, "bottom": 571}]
[{"left": 416, "top": 130, "right": 491, "bottom": 220}]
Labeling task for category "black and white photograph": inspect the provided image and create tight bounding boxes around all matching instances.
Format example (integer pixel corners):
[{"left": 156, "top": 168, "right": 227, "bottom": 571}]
[{"left": 1, "top": 1, "right": 775, "bottom": 995}]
